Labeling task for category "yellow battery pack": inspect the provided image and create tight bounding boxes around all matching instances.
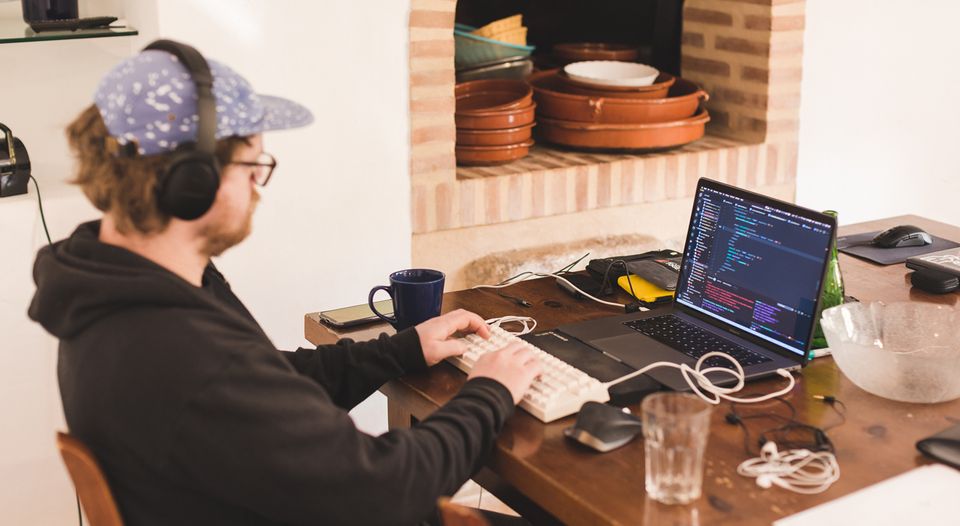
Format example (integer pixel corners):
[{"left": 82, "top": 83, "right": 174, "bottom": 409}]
[{"left": 617, "top": 274, "right": 675, "bottom": 303}]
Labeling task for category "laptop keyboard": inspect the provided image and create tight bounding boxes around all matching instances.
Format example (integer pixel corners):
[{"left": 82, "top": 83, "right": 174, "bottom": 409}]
[{"left": 623, "top": 316, "right": 772, "bottom": 369}]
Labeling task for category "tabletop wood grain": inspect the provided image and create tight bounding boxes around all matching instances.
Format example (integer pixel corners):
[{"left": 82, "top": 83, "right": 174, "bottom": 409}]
[{"left": 305, "top": 215, "right": 960, "bottom": 525}]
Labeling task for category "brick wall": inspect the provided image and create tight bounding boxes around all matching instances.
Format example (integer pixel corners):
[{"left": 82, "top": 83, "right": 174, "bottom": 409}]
[
  {"left": 682, "top": 0, "right": 805, "bottom": 142},
  {"left": 409, "top": 0, "right": 458, "bottom": 188},
  {"left": 407, "top": 0, "right": 804, "bottom": 285}
]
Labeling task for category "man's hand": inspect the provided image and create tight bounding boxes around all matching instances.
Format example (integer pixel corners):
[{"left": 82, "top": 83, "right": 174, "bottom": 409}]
[
  {"left": 414, "top": 309, "right": 491, "bottom": 366},
  {"left": 468, "top": 342, "right": 542, "bottom": 404}
]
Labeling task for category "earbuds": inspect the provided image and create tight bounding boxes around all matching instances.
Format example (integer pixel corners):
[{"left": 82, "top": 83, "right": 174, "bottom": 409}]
[
  {"left": 737, "top": 440, "right": 840, "bottom": 494},
  {"left": 756, "top": 475, "right": 773, "bottom": 489}
]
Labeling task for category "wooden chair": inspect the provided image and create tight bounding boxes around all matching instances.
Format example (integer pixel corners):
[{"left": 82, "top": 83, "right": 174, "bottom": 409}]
[
  {"left": 56, "top": 432, "right": 124, "bottom": 526},
  {"left": 438, "top": 497, "right": 491, "bottom": 526}
]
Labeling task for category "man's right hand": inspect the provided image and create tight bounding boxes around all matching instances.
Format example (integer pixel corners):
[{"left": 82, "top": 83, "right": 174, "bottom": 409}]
[{"left": 467, "top": 342, "right": 542, "bottom": 404}]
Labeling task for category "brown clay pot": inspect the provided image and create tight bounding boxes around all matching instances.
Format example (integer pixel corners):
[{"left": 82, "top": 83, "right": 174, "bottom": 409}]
[
  {"left": 530, "top": 71, "right": 707, "bottom": 125},
  {"left": 559, "top": 71, "right": 676, "bottom": 99},
  {"left": 537, "top": 110, "right": 710, "bottom": 151},
  {"left": 455, "top": 102, "right": 536, "bottom": 129},
  {"left": 456, "top": 140, "right": 535, "bottom": 166},
  {"left": 553, "top": 42, "right": 642, "bottom": 63},
  {"left": 456, "top": 123, "right": 535, "bottom": 146},
  {"left": 455, "top": 79, "right": 533, "bottom": 113}
]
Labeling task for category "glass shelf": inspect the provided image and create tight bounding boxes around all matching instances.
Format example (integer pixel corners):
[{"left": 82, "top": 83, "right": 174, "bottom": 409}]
[{"left": 0, "top": 18, "right": 136, "bottom": 44}]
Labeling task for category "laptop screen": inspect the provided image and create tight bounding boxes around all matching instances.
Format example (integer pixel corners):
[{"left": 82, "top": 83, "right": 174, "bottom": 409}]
[{"left": 675, "top": 181, "right": 834, "bottom": 357}]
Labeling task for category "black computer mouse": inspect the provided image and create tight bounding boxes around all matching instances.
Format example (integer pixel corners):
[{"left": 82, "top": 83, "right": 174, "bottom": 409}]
[
  {"left": 563, "top": 402, "right": 643, "bottom": 453},
  {"left": 872, "top": 224, "right": 933, "bottom": 248}
]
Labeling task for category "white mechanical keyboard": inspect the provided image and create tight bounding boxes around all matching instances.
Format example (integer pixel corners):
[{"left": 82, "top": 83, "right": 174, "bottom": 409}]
[{"left": 447, "top": 325, "right": 610, "bottom": 423}]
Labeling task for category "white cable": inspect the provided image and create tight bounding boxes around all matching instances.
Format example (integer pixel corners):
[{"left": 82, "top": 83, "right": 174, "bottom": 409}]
[
  {"left": 603, "top": 351, "right": 796, "bottom": 405},
  {"left": 476, "top": 269, "right": 796, "bottom": 405},
  {"left": 485, "top": 316, "right": 537, "bottom": 335},
  {"left": 473, "top": 271, "right": 640, "bottom": 310},
  {"left": 737, "top": 441, "right": 840, "bottom": 494}
]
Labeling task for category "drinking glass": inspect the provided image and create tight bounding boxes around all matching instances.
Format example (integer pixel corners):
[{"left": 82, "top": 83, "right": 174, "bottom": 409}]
[{"left": 642, "top": 392, "right": 712, "bottom": 505}]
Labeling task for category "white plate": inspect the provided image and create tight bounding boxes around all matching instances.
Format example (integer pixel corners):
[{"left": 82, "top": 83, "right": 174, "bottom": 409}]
[{"left": 563, "top": 61, "right": 660, "bottom": 87}]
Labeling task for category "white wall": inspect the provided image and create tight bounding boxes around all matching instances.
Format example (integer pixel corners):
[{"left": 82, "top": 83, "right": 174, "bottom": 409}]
[
  {"left": 0, "top": 1, "right": 411, "bottom": 523},
  {"left": 797, "top": 0, "right": 960, "bottom": 226}
]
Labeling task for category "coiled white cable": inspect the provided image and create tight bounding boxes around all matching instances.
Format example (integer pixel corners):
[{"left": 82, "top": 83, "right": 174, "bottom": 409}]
[
  {"left": 603, "top": 351, "right": 796, "bottom": 405},
  {"left": 485, "top": 316, "right": 537, "bottom": 335},
  {"left": 737, "top": 441, "right": 840, "bottom": 494}
]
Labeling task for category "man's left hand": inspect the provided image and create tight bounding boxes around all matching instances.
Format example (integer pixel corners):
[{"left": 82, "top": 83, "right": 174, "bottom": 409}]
[{"left": 414, "top": 309, "right": 491, "bottom": 366}]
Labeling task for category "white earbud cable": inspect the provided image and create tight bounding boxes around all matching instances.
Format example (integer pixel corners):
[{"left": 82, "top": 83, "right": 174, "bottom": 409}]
[
  {"left": 603, "top": 351, "right": 796, "bottom": 405},
  {"left": 737, "top": 441, "right": 840, "bottom": 494},
  {"left": 485, "top": 316, "right": 537, "bottom": 335}
]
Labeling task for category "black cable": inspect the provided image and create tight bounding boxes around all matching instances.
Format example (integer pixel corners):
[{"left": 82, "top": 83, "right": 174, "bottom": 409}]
[
  {"left": 494, "top": 253, "right": 593, "bottom": 287},
  {"left": 727, "top": 396, "right": 847, "bottom": 456},
  {"left": 497, "top": 291, "right": 532, "bottom": 308},
  {"left": 556, "top": 252, "right": 590, "bottom": 274},
  {"left": 728, "top": 398, "right": 798, "bottom": 456},
  {"left": 610, "top": 260, "right": 639, "bottom": 299},
  {"left": 31, "top": 175, "right": 69, "bottom": 519},
  {"left": 77, "top": 492, "right": 83, "bottom": 526},
  {"left": 29, "top": 175, "right": 53, "bottom": 245}
]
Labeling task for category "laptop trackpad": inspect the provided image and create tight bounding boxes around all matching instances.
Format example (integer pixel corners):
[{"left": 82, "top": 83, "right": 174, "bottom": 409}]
[
  {"left": 593, "top": 334, "right": 736, "bottom": 391},
  {"left": 593, "top": 334, "right": 682, "bottom": 369}
]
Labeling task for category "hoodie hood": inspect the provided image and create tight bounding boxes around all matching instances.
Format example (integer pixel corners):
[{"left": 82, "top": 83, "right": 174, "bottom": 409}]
[{"left": 29, "top": 221, "right": 215, "bottom": 339}]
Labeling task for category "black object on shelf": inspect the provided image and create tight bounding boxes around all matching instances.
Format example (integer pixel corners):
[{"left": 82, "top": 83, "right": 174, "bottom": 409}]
[
  {"left": 28, "top": 16, "right": 118, "bottom": 32},
  {"left": 21, "top": 0, "right": 78, "bottom": 23}
]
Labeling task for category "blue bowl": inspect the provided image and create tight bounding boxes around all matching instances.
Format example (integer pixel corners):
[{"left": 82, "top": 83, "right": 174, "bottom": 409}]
[{"left": 454, "top": 23, "right": 535, "bottom": 71}]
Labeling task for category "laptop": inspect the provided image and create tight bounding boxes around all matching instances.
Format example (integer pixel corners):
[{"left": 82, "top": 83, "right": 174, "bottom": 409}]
[{"left": 555, "top": 178, "right": 836, "bottom": 391}]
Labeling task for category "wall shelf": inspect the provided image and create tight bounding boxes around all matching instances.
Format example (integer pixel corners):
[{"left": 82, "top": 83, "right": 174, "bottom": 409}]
[
  {"left": 456, "top": 134, "right": 750, "bottom": 180},
  {"left": 0, "top": 18, "right": 136, "bottom": 44}
]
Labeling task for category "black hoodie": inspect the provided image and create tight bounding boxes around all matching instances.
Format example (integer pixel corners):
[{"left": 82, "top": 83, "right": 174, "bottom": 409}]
[{"left": 29, "top": 221, "right": 514, "bottom": 526}]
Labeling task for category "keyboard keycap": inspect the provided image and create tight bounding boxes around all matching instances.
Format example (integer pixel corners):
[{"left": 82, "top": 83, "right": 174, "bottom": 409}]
[{"left": 447, "top": 325, "right": 610, "bottom": 423}]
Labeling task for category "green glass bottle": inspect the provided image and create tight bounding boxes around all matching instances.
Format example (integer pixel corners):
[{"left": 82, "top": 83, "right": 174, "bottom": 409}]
[{"left": 810, "top": 210, "right": 844, "bottom": 358}]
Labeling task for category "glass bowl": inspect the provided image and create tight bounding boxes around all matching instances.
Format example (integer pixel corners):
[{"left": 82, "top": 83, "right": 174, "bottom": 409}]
[{"left": 821, "top": 302, "right": 960, "bottom": 403}]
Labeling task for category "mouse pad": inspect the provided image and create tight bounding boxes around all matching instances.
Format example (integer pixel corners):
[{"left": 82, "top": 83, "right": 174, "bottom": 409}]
[{"left": 837, "top": 231, "right": 960, "bottom": 266}]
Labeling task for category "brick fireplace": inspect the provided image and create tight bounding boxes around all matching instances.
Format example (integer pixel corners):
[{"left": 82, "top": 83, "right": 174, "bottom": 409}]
[{"left": 408, "top": 0, "right": 805, "bottom": 290}]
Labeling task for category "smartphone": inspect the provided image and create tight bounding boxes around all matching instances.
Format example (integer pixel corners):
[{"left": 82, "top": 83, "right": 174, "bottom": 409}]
[{"left": 319, "top": 300, "right": 394, "bottom": 328}]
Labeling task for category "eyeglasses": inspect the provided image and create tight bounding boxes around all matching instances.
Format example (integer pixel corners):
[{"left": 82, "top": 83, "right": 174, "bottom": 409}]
[{"left": 227, "top": 152, "right": 277, "bottom": 187}]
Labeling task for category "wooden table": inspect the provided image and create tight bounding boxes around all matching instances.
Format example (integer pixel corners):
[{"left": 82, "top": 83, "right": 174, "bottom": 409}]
[{"left": 305, "top": 215, "right": 960, "bottom": 525}]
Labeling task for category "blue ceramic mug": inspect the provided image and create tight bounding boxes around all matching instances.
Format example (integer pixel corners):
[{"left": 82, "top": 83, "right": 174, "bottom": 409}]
[{"left": 368, "top": 269, "right": 445, "bottom": 330}]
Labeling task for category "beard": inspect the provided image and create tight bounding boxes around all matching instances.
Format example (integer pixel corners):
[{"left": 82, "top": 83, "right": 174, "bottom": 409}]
[{"left": 200, "top": 189, "right": 260, "bottom": 257}]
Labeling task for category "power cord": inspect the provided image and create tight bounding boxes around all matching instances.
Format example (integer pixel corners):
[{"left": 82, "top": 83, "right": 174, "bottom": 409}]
[
  {"left": 29, "top": 175, "right": 53, "bottom": 245},
  {"left": 603, "top": 351, "right": 796, "bottom": 405},
  {"left": 473, "top": 255, "right": 654, "bottom": 313},
  {"left": 30, "top": 178, "right": 70, "bottom": 518}
]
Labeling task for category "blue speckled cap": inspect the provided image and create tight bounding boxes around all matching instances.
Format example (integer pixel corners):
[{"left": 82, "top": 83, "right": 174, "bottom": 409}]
[{"left": 93, "top": 49, "right": 313, "bottom": 156}]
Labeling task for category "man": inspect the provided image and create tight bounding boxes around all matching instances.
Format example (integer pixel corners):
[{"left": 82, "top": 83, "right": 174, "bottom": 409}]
[{"left": 29, "top": 41, "right": 540, "bottom": 525}]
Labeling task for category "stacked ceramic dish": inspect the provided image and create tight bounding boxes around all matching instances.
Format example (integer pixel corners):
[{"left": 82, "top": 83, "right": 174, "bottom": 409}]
[
  {"left": 455, "top": 79, "right": 536, "bottom": 166},
  {"left": 550, "top": 42, "right": 650, "bottom": 67},
  {"left": 454, "top": 15, "right": 535, "bottom": 82},
  {"left": 531, "top": 61, "right": 710, "bottom": 151}
]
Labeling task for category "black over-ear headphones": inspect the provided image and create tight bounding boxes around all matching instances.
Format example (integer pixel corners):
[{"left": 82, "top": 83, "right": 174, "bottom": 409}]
[
  {"left": 143, "top": 39, "right": 220, "bottom": 220},
  {"left": 0, "top": 122, "right": 31, "bottom": 198}
]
